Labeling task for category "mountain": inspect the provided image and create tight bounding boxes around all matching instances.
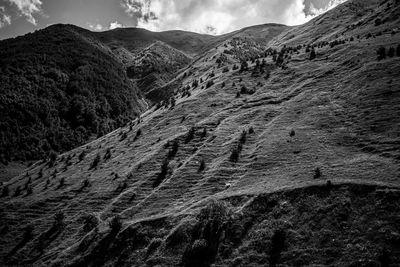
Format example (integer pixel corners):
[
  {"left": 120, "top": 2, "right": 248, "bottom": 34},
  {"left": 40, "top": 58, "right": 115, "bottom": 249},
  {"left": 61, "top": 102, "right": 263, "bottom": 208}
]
[
  {"left": 0, "top": 24, "right": 146, "bottom": 165},
  {"left": 1, "top": 0, "right": 400, "bottom": 266}
]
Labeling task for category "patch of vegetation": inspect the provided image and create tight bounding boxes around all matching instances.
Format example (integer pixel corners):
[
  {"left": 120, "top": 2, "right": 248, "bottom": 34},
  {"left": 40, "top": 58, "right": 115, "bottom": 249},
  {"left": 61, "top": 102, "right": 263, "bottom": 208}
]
[
  {"left": 153, "top": 159, "right": 169, "bottom": 188},
  {"left": 0, "top": 25, "right": 143, "bottom": 163},
  {"left": 185, "top": 127, "right": 196, "bottom": 143},
  {"left": 90, "top": 153, "right": 101, "bottom": 169},
  {"left": 198, "top": 159, "right": 206, "bottom": 172}
]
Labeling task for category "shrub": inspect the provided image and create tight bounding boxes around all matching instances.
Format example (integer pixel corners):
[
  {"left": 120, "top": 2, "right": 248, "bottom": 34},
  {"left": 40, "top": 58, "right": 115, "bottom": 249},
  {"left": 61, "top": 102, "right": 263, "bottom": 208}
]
[
  {"left": 221, "top": 82, "right": 226, "bottom": 88},
  {"left": 153, "top": 159, "right": 169, "bottom": 188},
  {"left": 388, "top": 47, "right": 395, "bottom": 57},
  {"left": 14, "top": 186, "right": 21, "bottom": 197},
  {"left": 103, "top": 148, "right": 112, "bottom": 160},
  {"left": 206, "top": 80, "right": 214, "bottom": 88},
  {"left": 249, "top": 127, "right": 254, "bottom": 134},
  {"left": 58, "top": 177, "right": 65, "bottom": 189},
  {"left": 81, "top": 179, "right": 90, "bottom": 190},
  {"left": 314, "top": 167, "right": 321, "bottom": 179},
  {"left": 377, "top": 47, "right": 386, "bottom": 60},
  {"left": 229, "top": 147, "right": 240, "bottom": 163},
  {"left": 90, "top": 153, "right": 101, "bottom": 169},
  {"left": 1, "top": 185, "right": 9, "bottom": 197},
  {"left": 120, "top": 131, "right": 128, "bottom": 141},
  {"left": 309, "top": 49, "right": 316, "bottom": 60},
  {"left": 185, "top": 127, "right": 196, "bottom": 143},
  {"left": 168, "top": 140, "right": 179, "bottom": 159},
  {"left": 201, "top": 128, "right": 207, "bottom": 138},
  {"left": 78, "top": 150, "right": 86, "bottom": 161},
  {"left": 375, "top": 18, "right": 382, "bottom": 26},
  {"left": 49, "top": 151, "right": 58, "bottom": 167},
  {"left": 397, "top": 44, "right": 400, "bottom": 57},
  {"left": 236, "top": 92, "right": 241, "bottom": 98},
  {"left": 26, "top": 185, "right": 33, "bottom": 196},
  {"left": 289, "top": 129, "right": 295, "bottom": 137},
  {"left": 54, "top": 211, "right": 65, "bottom": 228},
  {"left": 109, "top": 216, "right": 122, "bottom": 233},
  {"left": 198, "top": 159, "right": 206, "bottom": 172},
  {"left": 134, "top": 129, "right": 142, "bottom": 141},
  {"left": 239, "top": 130, "right": 247, "bottom": 144}
]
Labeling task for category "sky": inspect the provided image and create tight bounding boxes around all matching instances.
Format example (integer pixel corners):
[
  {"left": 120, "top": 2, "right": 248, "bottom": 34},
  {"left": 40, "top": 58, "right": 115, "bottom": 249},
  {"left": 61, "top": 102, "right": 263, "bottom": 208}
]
[{"left": 0, "top": 0, "right": 347, "bottom": 39}]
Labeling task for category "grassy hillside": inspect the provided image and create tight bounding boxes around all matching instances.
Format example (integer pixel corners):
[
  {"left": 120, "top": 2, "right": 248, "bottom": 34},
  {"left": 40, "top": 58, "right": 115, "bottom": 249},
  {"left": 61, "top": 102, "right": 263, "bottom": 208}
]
[
  {"left": 1, "top": 0, "right": 400, "bottom": 266},
  {"left": 95, "top": 28, "right": 219, "bottom": 57},
  {"left": 0, "top": 24, "right": 146, "bottom": 164}
]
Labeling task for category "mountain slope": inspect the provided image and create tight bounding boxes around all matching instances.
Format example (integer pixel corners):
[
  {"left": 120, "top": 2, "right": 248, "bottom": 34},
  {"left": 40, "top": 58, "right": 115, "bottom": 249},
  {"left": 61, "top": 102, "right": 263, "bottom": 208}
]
[
  {"left": 95, "top": 27, "right": 220, "bottom": 57},
  {"left": 1, "top": 0, "right": 400, "bottom": 266},
  {"left": 0, "top": 24, "right": 146, "bottom": 164}
]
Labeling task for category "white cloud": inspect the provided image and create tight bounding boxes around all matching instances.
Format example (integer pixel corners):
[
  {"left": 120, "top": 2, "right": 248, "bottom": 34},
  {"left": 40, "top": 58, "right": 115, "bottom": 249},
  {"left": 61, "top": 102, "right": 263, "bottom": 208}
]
[
  {"left": 0, "top": 6, "right": 11, "bottom": 28},
  {"left": 7, "top": 0, "right": 43, "bottom": 25},
  {"left": 109, "top": 21, "right": 124, "bottom": 29},
  {"left": 309, "top": 0, "right": 347, "bottom": 16},
  {"left": 121, "top": 0, "right": 348, "bottom": 35},
  {"left": 88, "top": 23, "right": 103, "bottom": 31}
]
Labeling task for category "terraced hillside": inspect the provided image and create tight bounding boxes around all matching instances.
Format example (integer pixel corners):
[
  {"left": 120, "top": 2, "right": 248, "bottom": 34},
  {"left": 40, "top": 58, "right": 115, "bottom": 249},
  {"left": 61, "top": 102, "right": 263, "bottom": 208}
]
[{"left": 1, "top": 0, "right": 400, "bottom": 266}]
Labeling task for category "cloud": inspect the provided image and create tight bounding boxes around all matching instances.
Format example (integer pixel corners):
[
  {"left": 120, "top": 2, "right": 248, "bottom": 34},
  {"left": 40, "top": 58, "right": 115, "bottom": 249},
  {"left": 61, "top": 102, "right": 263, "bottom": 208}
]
[
  {"left": 6, "top": 0, "right": 43, "bottom": 25},
  {"left": 121, "top": 0, "right": 347, "bottom": 35},
  {"left": 0, "top": 6, "right": 11, "bottom": 28},
  {"left": 109, "top": 21, "right": 124, "bottom": 29},
  {"left": 308, "top": 0, "right": 347, "bottom": 16},
  {"left": 88, "top": 23, "right": 103, "bottom": 31}
]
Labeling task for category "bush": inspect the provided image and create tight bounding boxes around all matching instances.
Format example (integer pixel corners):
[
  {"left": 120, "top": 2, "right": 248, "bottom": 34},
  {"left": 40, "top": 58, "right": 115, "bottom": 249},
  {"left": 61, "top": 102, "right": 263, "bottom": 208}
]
[
  {"left": 54, "top": 211, "right": 65, "bottom": 228},
  {"left": 1, "top": 185, "right": 9, "bottom": 197},
  {"left": 198, "top": 159, "right": 206, "bottom": 172},
  {"left": 397, "top": 44, "right": 400, "bottom": 57},
  {"left": 134, "top": 129, "right": 142, "bottom": 141},
  {"left": 168, "top": 140, "right": 179, "bottom": 159},
  {"left": 81, "top": 179, "right": 90, "bottom": 190},
  {"left": 206, "top": 80, "right": 214, "bottom": 88},
  {"left": 249, "top": 127, "right": 254, "bottom": 134},
  {"left": 58, "top": 177, "right": 65, "bottom": 189},
  {"left": 109, "top": 216, "right": 122, "bottom": 233},
  {"left": 229, "top": 147, "right": 240, "bottom": 163},
  {"left": 388, "top": 47, "right": 395, "bottom": 57},
  {"left": 153, "top": 159, "right": 169, "bottom": 188},
  {"left": 78, "top": 150, "right": 86, "bottom": 161},
  {"left": 309, "top": 49, "right": 316, "bottom": 60},
  {"left": 377, "top": 47, "right": 386, "bottom": 60},
  {"left": 14, "top": 186, "right": 21, "bottom": 197},
  {"left": 239, "top": 130, "right": 247, "bottom": 144},
  {"left": 314, "top": 167, "right": 321, "bottom": 179},
  {"left": 185, "top": 127, "right": 196, "bottom": 143},
  {"left": 289, "top": 129, "right": 295, "bottom": 137},
  {"left": 49, "top": 151, "right": 58, "bottom": 167},
  {"left": 90, "top": 153, "right": 101, "bottom": 169},
  {"left": 26, "top": 185, "right": 33, "bottom": 196},
  {"left": 201, "top": 128, "right": 207, "bottom": 138},
  {"left": 103, "top": 148, "right": 112, "bottom": 160}
]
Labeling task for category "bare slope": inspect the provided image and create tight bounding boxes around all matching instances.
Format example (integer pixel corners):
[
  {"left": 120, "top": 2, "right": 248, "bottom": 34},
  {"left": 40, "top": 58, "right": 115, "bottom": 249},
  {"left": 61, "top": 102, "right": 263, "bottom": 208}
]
[{"left": 1, "top": 0, "right": 400, "bottom": 266}]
